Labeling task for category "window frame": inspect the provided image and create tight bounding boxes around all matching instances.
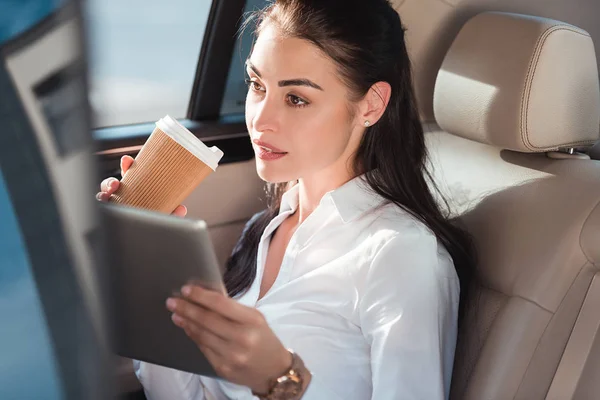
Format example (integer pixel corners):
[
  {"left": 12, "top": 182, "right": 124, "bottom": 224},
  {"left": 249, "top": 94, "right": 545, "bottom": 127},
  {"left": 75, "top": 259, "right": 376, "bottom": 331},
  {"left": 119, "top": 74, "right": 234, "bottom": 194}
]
[
  {"left": 92, "top": 0, "right": 254, "bottom": 175},
  {"left": 188, "top": 0, "right": 247, "bottom": 121}
]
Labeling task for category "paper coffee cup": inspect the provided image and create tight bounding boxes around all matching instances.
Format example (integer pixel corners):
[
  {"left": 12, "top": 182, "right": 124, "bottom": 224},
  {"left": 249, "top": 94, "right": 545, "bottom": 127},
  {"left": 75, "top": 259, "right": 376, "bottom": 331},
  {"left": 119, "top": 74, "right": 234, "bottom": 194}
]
[{"left": 109, "top": 115, "right": 224, "bottom": 213}]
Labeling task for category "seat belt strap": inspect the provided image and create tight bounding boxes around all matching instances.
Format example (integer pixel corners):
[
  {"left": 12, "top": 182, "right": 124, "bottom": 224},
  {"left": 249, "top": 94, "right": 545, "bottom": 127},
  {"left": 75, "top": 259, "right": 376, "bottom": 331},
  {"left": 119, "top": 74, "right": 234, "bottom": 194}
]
[{"left": 546, "top": 273, "right": 600, "bottom": 400}]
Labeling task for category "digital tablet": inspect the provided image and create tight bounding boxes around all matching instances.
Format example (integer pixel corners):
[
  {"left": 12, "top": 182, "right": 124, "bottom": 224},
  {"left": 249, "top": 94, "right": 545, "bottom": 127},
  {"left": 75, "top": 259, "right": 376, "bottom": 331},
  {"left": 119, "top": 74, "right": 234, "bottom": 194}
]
[{"left": 99, "top": 202, "right": 225, "bottom": 378}]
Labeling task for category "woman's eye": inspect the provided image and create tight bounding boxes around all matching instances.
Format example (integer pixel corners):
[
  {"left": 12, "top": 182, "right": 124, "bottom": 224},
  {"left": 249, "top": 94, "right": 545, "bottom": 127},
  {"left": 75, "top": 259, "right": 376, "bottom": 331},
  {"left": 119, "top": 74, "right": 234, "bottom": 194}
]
[
  {"left": 245, "top": 79, "right": 264, "bottom": 92},
  {"left": 287, "top": 94, "right": 309, "bottom": 107}
]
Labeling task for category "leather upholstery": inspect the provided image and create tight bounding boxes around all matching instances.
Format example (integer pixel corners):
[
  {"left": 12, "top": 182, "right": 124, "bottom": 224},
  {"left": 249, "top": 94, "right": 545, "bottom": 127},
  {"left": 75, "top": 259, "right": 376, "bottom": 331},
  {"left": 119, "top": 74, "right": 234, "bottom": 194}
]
[
  {"left": 392, "top": 0, "right": 600, "bottom": 126},
  {"left": 582, "top": 201, "right": 600, "bottom": 265},
  {"left": 433, "top": 12, "right": 600, "bottom": 153},
  {"left": 423, "top": 11, "right": 600, "bottom": 400},
  {"left": 426, "top": 129, "right": 600, "bottom": 399},
  {"left": 590, "top": 141, "right": 600, "bottom": 160}
]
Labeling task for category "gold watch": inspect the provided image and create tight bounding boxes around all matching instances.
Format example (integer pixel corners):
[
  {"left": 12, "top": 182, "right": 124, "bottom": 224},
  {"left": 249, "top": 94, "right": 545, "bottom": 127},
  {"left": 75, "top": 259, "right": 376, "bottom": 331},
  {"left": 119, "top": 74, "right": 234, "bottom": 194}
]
[{"left": 254, "top": 349, "right": 311, "bottom": 400}]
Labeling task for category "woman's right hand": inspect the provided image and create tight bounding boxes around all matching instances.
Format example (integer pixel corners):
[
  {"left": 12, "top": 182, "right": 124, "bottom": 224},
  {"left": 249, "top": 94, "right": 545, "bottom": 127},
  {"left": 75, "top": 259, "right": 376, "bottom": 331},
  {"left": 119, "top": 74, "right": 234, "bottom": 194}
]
[{"left": 96, "top": 155, "right": 188, "bottom": 217}]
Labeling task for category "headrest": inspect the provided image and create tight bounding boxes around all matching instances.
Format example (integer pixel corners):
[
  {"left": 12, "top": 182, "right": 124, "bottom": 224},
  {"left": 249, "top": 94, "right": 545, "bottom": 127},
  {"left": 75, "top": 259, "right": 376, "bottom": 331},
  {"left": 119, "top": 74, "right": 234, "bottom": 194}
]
[{"left": 433, "top": 12, "right": 600, "bottom": 153}]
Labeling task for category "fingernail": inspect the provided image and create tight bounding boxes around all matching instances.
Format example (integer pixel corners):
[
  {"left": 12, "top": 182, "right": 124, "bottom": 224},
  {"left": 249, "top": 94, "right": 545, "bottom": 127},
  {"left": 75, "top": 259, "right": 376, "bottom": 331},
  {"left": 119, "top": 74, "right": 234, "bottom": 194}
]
[
  {"left": 171, "top": 313, "right": 184, "bottom": 326},
  {"left": 166, "top": 298, "right": 176, "bottom": 310},
  {"left": 182, "top": 286, "right": 192, "bottom": 296},
  {"left": 96, "top": 193, "right": 103, "bottom": 201}
]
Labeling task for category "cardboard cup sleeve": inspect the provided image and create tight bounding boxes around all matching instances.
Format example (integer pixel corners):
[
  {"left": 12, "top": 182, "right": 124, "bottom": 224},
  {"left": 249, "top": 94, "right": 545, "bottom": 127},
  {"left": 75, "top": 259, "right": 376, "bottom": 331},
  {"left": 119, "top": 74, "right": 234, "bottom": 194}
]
[{"left": 109, "top": 116, "right": 224, "bottom": 214}]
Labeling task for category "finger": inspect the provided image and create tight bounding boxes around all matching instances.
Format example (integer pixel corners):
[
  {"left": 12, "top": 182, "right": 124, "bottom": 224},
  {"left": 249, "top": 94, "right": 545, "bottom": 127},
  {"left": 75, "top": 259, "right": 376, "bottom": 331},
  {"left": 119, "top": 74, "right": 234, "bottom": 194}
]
[
  {"left": 100, "top": 177, "right": 118, "bottom": 192},
  {"left": 171, "top": 205, "right": 187, "bottom": 217},
  {"left": 172, "top": 313, "right": 229, "bottom": 355},
  {"left": 96, "top": 192, "right": 111, "bottom": 202},
  {"left": 195, "top": 342, "right": 233, "bottom": 380},
  {"left": 166, "top": 298, "right": 235, "bottom": 340},
  {"left": 180, "top": 285, "right": 258, "bottom": 324},
  {"left": 120, "top": 155, "right": 134, "bottom": 176},
  {"left": 101, "top": 178, "right": 120, "bottom": 195},
  {"left": 197, "top": 345, "right": 223, "bottom": 371}
]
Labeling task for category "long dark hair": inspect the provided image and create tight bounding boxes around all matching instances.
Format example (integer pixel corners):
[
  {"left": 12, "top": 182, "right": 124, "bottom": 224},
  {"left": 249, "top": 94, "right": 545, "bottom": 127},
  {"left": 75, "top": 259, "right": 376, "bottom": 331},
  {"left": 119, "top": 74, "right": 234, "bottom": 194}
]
[{"left": 224, "top": 0, "right": 474, "bottom": 312}]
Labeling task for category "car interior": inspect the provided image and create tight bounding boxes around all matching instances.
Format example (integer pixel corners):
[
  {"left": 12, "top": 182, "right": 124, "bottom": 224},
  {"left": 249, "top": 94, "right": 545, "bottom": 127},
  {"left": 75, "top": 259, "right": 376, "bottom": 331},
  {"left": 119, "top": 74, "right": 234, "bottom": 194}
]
[
  {"left": 428, "top": 10, "right": 600, "bottom": 400},
  {"left": 6, "top": 0, "right": 598, "bottom": 399},
  {"left": 102, "top": 1, "right": 600, "bottom": 398},
  {"left": 101, "top": 0, "right": 600, "bottom": 399}
]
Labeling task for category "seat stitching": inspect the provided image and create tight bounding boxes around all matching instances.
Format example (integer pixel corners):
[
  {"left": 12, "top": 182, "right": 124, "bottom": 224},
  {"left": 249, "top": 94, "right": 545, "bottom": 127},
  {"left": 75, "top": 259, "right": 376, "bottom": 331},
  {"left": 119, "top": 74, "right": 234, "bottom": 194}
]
[
  {"left": 459, "top": 284, "right": 508, "bottom": 396},
  {"left": 510, "top": 139, "right": 599, "bottom": 153},
  {"left": 478, "top": 282, "right": 554, "bottom": 313},
  {"left": 516, "top": 139, "right": 599, "bottom": 153},
  {"left": 520, "top": 26, "right": 592, "bottom": 151},
  {"left": 520, "top": 25, "right": 556, "bottom": 151},
  {"left": 579, "top": 198, "right": 600, "bottom": 266},
  {"left": 513, "top": 261, "right": 592, "bottom": 398},
  {"left": 459, "top": 284, "right": 552, "bottom": 396}
]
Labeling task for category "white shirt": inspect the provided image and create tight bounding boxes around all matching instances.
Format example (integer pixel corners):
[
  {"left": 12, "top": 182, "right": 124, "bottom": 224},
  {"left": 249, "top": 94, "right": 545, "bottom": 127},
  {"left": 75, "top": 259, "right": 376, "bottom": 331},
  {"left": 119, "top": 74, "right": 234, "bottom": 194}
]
[{"left": 134, "top": 175, "right": 460, "bottom": 399}]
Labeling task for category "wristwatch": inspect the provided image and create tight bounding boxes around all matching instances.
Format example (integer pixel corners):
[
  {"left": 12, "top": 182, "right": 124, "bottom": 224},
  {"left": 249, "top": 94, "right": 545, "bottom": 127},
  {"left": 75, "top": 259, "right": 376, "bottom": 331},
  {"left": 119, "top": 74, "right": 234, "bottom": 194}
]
[{"left": 253, "top": 349, "right": 311, "bottom": 400}]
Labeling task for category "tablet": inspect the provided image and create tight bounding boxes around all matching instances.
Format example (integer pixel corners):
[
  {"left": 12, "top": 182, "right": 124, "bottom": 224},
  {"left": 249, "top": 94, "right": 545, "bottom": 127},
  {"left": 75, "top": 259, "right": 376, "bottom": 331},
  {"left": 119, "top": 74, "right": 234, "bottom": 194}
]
[{"left": 99, "top": 202, "right": 225, "bottom": 378}]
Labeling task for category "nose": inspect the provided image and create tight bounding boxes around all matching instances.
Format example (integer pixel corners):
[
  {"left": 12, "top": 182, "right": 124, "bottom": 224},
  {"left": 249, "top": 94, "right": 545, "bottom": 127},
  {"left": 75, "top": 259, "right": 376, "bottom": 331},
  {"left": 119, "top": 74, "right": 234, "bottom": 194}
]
[{"left": 250, "top": 95, "right": 279, "bottom": 134}]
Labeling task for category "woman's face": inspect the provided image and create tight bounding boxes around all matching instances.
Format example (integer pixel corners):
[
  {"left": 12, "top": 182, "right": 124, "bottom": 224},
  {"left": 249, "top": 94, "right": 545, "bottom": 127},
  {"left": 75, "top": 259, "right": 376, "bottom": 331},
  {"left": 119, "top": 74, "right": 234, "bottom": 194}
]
[{"left": 245, "top": 23, "right": 363, "bottom": 184}]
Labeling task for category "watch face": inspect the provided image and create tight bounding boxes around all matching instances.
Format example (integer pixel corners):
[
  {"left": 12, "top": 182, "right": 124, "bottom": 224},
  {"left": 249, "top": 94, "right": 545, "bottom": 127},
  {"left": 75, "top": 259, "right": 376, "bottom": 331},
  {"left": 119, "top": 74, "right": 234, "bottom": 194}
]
[{"left": 271, "top": 376, "right": 302, "bottom": 398}]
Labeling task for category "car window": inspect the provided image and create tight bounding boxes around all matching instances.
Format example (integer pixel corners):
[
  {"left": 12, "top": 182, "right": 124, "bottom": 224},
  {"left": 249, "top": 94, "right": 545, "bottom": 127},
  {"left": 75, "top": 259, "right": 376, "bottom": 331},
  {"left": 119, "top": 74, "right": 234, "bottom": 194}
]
[
  {"left": 84, "top": 0, "right": 213, "bottom": 128},
  {"left": 220, "top": 0, "right": 267, "bottom": 116}
]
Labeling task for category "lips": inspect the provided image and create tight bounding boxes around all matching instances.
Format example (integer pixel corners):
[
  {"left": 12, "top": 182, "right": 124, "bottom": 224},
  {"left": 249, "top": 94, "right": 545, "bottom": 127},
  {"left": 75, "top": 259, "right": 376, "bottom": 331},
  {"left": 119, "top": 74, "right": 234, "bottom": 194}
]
[
  {"left": 252, "top": 139, "right": 288, "bottom": 161},
  {"left": 252, "top": 139, "right": 287, "bottom": 154}
]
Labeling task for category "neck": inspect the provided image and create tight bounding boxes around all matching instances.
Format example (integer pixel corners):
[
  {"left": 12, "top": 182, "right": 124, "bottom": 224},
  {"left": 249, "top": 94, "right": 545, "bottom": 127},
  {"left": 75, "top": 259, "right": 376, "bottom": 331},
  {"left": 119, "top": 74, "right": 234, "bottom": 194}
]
[
  {"left": 295, "top": 169, "right": 355, "bottom": 224},
  {"left": 292, "top": 126, "right": 364, "bottom": 224}
]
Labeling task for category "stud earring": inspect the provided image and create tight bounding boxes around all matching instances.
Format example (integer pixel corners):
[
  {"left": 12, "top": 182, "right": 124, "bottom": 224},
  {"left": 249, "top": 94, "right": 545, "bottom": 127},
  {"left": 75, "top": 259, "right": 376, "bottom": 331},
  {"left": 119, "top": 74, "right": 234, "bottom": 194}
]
[{"left": 364, "top": 120, "right": 371, "bottom": 127}]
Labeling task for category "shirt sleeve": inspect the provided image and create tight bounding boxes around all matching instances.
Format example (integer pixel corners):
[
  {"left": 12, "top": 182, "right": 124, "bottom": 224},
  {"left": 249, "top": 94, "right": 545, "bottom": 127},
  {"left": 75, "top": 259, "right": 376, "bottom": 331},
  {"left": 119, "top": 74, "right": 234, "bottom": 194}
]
[
  {"left": 133, "top": 360, "right": 205, "bottom": 400},
  {"left": 358, "top": 231, "right": 460, "bottom": 400}
]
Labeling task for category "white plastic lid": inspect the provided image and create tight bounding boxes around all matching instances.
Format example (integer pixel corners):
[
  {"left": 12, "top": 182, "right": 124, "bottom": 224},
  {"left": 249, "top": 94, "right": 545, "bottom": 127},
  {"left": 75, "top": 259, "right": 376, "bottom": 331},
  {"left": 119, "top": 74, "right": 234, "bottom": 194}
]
[{"left": 156, "top": 115, "right": 224, "bottom": 171}]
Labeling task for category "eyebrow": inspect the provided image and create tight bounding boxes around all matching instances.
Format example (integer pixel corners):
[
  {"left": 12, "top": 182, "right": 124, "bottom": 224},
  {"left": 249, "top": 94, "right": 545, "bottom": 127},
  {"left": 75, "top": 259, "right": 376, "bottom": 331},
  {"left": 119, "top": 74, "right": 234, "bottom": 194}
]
[{"left": 246, "top": 60, "right": 324, "bottom": 91}]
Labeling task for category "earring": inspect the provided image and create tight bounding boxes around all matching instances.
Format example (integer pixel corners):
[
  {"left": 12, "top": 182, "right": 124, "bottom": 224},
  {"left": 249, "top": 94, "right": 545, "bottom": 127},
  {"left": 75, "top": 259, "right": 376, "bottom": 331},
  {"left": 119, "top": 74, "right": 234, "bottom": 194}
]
[{"left": 364, "top": 120, "right": 371, "bottom": 127}]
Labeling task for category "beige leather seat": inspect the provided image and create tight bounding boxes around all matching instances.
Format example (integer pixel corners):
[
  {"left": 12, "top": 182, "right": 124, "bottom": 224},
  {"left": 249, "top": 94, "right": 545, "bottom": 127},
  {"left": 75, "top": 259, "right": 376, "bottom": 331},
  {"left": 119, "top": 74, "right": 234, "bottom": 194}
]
[
  {"left": 426, "top": 12, "right": 600, "bottom": 400},
  {"left": 590, "top": 141, "right": 600, "bottom": 160}
]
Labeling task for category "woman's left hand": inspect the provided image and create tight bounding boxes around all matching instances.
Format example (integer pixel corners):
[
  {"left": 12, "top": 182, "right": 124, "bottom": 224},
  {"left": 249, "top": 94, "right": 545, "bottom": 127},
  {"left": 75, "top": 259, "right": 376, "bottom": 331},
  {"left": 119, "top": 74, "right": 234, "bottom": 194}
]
[{"left": 166, "top": 285, "right": 292, "bottom": 395}]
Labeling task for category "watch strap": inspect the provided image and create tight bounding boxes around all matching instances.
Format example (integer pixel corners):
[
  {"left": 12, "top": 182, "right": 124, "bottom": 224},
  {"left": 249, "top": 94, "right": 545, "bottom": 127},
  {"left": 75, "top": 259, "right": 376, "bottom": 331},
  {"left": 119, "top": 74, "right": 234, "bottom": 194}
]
[{"left": 253, "top": 349, "right": 311, "bottom": 400}]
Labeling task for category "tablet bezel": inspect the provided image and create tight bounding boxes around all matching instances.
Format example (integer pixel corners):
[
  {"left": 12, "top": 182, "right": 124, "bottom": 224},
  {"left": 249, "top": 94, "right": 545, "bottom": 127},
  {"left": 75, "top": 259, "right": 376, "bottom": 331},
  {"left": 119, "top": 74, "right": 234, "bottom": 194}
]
[{"left": 99, "top": 203, "right": 225, "bottom": 378}]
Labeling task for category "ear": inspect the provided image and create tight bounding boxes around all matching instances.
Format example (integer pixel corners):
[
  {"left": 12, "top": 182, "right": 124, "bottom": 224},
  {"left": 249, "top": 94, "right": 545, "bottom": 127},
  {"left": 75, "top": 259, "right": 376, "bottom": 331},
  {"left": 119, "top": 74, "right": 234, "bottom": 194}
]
[{"left": 355, "top": 81, "right": 392, "bottom": 128}]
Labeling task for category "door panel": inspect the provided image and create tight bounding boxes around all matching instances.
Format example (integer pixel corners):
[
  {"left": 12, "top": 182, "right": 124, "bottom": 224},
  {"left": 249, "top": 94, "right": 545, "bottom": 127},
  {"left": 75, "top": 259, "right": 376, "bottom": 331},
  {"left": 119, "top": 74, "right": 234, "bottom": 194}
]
[
  {"left": 185, "top": 158, "right": 264, "bottom": 227},
  {"left": 184, "top": 158, "right": 265, "bottom": 268},
  {"left": 208, "top": 221, "right": 250, "bottom": 271}
]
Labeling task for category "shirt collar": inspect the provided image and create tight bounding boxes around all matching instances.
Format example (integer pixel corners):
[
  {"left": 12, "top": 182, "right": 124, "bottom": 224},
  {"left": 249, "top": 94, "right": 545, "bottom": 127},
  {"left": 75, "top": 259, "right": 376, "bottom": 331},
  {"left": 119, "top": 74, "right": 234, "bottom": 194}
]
[
  {"left": 278, "top": 174, "right": 386, "bottom": 223},
  {"left": 279, "top": 184, "right": 300, "bottom": 215}
]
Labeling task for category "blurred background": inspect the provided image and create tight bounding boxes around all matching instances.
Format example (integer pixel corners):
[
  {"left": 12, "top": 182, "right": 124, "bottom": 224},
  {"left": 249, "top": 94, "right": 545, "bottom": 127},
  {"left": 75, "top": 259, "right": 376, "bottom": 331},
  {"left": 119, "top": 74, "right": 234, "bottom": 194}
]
[
  {"left": 0, "top": 0, "right": 262, "bottom": 399},
  {"left": 84, "top": 0, "right": 211, "bottom": 127}
]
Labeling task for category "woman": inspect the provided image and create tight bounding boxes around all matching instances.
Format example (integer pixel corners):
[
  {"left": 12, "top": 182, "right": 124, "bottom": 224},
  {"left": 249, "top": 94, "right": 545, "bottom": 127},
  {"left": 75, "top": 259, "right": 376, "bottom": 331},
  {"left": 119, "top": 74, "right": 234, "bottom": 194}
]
[{"left": 98, "top": 0, "right": 473, "bottom": 398}]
